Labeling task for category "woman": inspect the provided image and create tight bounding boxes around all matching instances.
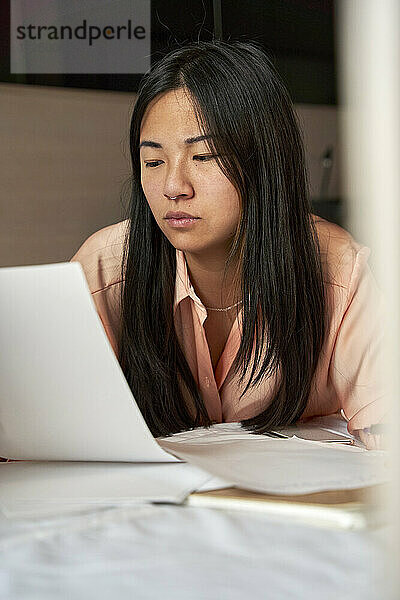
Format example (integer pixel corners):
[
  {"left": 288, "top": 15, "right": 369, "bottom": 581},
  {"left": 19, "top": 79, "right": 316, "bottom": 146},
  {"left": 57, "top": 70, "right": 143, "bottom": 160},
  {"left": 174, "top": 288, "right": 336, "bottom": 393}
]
[{"left": 70, "top": 40, "right": 385, "bottom": 448}]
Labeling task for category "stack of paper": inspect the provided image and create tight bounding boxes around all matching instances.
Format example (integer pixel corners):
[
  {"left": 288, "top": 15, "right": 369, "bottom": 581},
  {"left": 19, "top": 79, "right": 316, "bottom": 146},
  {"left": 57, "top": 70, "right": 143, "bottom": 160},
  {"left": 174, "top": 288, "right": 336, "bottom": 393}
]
[
  {"left": 0, "top": 461, "right": 215, "bottom": 518},
  {"left": 157, "top": 421, "right": 388, "bottom": 495}
]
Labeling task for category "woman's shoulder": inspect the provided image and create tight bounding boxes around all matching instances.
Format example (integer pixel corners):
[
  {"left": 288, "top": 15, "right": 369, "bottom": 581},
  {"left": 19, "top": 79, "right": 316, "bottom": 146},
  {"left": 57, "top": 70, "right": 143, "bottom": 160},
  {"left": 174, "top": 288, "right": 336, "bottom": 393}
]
[
  {"left": 69, "top": 219, "right": 128, "bottom": 294},
  {"left": 312, "top": 215, "right": 370, "bottom": 292}
]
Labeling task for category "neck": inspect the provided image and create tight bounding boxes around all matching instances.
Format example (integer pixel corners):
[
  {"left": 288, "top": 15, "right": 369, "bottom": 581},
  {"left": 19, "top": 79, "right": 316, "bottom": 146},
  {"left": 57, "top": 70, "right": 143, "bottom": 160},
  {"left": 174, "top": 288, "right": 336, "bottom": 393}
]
[{"left": 183, "top": 248, "right": 241, "bottom": 310}]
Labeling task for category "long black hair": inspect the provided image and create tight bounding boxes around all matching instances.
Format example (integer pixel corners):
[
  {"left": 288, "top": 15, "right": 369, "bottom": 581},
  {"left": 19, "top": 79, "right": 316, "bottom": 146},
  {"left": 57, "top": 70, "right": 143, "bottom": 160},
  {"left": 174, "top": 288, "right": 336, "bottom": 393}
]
[{"left": 118, "top": 39, "right": 326, "bottom": 437}]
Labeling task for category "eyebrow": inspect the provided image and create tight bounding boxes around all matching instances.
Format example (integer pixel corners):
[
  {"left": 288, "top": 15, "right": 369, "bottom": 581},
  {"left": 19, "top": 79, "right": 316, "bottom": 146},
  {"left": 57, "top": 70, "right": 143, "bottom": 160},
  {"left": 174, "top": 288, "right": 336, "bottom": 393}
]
[{"left": 139, "top": 134, "right": 212, "bottom": 150}]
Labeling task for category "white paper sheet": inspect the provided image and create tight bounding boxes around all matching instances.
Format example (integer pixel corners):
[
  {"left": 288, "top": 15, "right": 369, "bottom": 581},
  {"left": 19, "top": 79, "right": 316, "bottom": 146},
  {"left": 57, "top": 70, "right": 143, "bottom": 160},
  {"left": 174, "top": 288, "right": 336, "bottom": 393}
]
[
  {"left": 0, "top": 262, "right": 176, "bottom": 462},
  {"left": 0, "top": 461, "right": 213, "bottom": 518},
  {"left": 158, "top": 421, "right": 389, "bottom": 495}
]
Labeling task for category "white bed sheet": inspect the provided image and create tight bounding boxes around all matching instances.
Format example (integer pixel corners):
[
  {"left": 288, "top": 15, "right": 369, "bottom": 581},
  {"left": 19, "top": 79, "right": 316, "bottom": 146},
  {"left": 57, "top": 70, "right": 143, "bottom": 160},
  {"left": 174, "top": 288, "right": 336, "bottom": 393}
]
[{"left": 0, "top": 504, "right": 388, "bottom": 600}]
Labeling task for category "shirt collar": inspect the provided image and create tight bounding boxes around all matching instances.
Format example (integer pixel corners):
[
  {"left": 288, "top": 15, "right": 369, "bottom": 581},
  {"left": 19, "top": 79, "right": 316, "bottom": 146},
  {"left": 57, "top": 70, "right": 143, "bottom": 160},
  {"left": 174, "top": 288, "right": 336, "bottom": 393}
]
[{"left": 174, "top": 248, "right": 207, "bottom": 314}]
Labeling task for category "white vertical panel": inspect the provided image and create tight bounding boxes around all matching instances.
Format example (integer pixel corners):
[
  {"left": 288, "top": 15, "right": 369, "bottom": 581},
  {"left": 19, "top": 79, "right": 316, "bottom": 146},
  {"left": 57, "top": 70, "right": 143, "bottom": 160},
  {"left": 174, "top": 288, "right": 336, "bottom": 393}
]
[{"left": 337, "top": 0, "right": 400, "bottom": 596}]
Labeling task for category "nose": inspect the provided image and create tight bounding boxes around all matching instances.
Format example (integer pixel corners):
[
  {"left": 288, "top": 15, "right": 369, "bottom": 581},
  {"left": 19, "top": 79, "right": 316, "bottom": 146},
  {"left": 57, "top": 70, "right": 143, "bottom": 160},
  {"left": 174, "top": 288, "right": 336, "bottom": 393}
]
[{"left": 163, "top": 161, "right": 194, "bottom": 201}]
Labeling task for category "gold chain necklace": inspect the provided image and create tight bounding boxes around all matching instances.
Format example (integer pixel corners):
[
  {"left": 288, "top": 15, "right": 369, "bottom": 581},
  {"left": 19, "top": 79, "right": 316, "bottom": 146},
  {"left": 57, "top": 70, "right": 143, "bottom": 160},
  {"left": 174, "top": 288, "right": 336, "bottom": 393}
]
[{"left": 204, "top": 300, "right": 243, "bottom": 312}]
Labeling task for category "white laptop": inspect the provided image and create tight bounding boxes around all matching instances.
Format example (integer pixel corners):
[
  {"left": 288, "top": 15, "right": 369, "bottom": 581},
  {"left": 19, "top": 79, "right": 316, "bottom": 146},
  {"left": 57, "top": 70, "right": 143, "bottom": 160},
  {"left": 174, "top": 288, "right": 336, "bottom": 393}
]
[{"left": 0, "top": 262, "right": 177, "bottom": 462}]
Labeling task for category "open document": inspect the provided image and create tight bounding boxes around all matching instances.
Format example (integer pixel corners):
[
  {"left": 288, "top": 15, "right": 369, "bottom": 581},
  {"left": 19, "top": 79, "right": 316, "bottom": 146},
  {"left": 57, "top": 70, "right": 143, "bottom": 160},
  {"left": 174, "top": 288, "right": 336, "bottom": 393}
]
[
  {"left": 158, "top": 421, "right": 389, "bottom": 495},
  {"left": 0, "top": 262, "right": 176, "bottom": 462}
]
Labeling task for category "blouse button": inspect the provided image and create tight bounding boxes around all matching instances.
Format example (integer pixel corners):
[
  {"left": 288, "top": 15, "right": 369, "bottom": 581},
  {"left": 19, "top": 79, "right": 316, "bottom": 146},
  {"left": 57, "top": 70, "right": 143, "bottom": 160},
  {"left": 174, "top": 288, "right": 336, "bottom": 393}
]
[{"left": 204, "top": 376, "right": 211, "bottom": 387}]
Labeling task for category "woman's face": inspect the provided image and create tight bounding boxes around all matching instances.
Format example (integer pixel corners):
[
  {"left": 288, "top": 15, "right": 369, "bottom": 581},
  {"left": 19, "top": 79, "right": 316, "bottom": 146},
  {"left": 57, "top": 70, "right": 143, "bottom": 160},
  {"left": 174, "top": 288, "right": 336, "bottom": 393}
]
[{"left": 139, "top": 88, "right": 241, "bottom": 257}]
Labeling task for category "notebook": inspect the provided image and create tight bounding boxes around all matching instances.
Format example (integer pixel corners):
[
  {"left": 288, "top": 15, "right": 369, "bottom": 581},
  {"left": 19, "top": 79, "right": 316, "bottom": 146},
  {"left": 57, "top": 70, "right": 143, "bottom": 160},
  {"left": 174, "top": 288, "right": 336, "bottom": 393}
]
[{"left": 187, "top": 484, "right": 387, "bottom": 530}]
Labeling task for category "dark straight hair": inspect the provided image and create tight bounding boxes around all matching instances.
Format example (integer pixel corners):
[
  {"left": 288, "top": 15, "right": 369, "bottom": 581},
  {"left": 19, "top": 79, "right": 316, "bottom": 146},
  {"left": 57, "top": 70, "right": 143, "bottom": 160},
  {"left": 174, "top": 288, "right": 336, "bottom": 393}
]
[{"left": 118, "top": 39, "right": 327, "bottom": 437}]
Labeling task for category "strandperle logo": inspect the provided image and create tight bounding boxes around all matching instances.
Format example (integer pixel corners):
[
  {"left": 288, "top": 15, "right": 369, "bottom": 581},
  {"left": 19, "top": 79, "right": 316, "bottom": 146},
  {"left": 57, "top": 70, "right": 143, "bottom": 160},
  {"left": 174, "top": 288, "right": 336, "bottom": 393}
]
[
  {"left": 11, "top": 0, "right": 151, "bottom": 74},
  {"left": 15, "top": 19, "right": 146, "bottom": 47}
]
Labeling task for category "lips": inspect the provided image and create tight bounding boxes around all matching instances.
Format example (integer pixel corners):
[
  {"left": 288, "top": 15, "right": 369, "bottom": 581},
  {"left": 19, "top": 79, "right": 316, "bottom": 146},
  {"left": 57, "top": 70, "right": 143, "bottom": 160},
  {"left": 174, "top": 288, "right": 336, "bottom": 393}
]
[{"left": 164, "top": 211, "right": 199, "bottom": 219}]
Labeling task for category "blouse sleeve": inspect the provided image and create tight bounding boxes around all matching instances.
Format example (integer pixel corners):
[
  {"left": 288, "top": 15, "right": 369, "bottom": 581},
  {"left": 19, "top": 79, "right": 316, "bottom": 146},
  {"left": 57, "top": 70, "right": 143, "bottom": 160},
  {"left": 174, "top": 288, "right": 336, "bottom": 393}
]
[
  {"left": 329, "top": 246, "right": 388, "bottom": 434},
  {"left": 69, "top": 227, "right": 123, "bottom": 360}
]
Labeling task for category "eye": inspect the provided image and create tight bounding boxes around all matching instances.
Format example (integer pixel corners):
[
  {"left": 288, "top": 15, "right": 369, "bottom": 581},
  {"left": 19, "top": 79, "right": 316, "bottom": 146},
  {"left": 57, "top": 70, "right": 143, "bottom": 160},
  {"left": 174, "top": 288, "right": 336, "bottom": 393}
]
[
  {"left": 144, "top": 160, "right": 162, "bottom": 168},
  {"left": 194, "top": 154, "right": 218, "bottom": 162}
]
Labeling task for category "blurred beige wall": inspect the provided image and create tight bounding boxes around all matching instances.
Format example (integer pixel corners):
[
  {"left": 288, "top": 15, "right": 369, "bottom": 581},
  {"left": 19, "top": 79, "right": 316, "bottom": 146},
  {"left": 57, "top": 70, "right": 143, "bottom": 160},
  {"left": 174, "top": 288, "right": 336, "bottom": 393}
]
[
  {"left": 0, "top": 83, "right": 134, "bottom": 267},
  {"left": 0, "top": 83, "right": 340, "bottom": 267}
]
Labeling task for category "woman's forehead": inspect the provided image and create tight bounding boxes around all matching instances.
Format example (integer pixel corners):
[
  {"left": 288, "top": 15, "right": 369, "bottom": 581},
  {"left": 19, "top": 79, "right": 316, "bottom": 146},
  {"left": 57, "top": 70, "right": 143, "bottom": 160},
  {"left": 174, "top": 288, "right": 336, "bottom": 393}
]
[{"left": 140, "top": 89, "right": 201, "bottom": 134}]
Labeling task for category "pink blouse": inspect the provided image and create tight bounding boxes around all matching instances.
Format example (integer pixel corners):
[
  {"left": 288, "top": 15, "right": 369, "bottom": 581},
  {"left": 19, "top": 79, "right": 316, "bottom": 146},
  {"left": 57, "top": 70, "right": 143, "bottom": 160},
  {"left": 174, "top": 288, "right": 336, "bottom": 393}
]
[{"left": 69, "top": 216, "right": 386, "bottom": 434}]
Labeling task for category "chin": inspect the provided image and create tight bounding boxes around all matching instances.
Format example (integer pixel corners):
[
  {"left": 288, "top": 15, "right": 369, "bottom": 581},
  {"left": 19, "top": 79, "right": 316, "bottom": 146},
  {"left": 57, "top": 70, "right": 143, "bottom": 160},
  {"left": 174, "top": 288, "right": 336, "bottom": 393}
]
[{"left": 167, "top": 238, "right": 204, "bottom": 255}]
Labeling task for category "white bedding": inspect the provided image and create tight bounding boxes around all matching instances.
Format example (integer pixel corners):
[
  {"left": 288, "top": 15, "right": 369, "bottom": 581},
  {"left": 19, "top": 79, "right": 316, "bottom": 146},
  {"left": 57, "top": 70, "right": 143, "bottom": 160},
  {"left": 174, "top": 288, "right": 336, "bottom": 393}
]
[{"left": 0, "top": 504, "right": 387, "bottom": 600}]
